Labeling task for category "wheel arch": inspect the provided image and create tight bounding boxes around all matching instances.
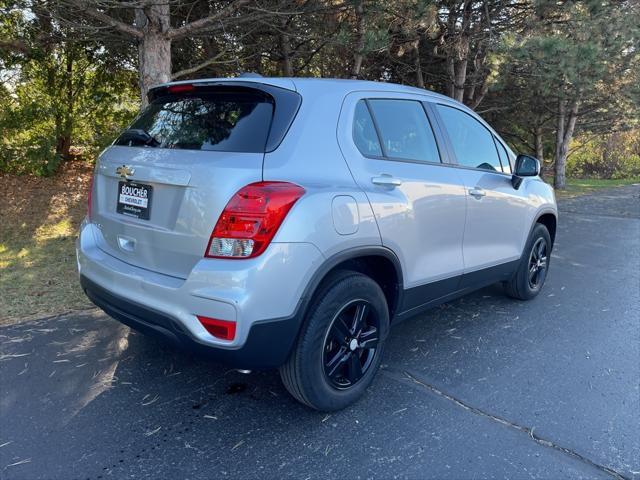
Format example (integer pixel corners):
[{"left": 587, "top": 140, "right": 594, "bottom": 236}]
[
  {"left": 535, "top": 211, "right": 557, "bottom": 248},
  {"left": 298, "top": 246, "right": 404, "bottom": 322}
]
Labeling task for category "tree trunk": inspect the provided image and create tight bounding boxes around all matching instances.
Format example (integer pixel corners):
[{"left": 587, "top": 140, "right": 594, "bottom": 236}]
[
  {"left": 57, "top": 50, "right": 73, "bottom": 158},
  {"left": 466, "top": 49, "right": 489, "bottom": 109},
  {"left": 534, "top": 125, "right": 548, "bottom": 178},
  {"left": 279, "top": 18, "right": 293, "bottom": 76},
  {"left": 554, "top": 99, "right": 567, "bottom": 189},
  {"left": 468, "top": 81, "right": 489, "bottom": 110},
  {"left": 453, "top": 58, "right": 468, "bottom": 102},
  {"left": 415, "top": 42, "right": 425, "bottom": 88},
  {"left": 535, "top": 126, "right": 544, "bottom": 164},
  {"left": 448, "top": 0, "right": 472, "bottom": 102},
  {"left": 554, "top": 97, "right": 580, "bottom": 189},
  {"left": 350, "top": 0, "right": 365, "bottom": 79},
  {"left": 136, "top": 5, "right": 171, "bottom": 107},
  {"left": 602, "top": 133, "right": 618, "bottom": 178},
  {"left": 445, "top": 4, "right": 457, "bottom": 98},
  {"left": 447, "top": 57, "right": 456, "bottom": 97}
]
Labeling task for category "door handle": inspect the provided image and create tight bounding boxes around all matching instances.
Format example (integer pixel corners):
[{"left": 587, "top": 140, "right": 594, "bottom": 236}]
[
  {"left": 468, "top": 187, "right": 486, "bottom": 198},
  {"left": 371, "top": 175, "right": 402, "bottom": 187}
]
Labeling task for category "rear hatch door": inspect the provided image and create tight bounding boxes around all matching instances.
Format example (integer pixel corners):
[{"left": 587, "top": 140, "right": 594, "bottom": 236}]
[{"left": 91, "top": 83, "right": 299, "bottom": 279}]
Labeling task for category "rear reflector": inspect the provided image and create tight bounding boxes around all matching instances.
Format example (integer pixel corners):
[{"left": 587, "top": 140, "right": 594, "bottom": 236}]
[
  {"left": 205, "top": 181, "right": 305, "bottom": 259},
  {"left": 197, "top": 316, "right": 236, "bottom": 341}
]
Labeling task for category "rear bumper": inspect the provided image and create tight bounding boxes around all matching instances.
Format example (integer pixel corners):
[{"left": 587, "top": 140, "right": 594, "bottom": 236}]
[
  {"left": 76, "top": 220, "right": 324, "bottom": 368},
  {"left": 80, "top": 275, "right": 300, "bottom": 368}
]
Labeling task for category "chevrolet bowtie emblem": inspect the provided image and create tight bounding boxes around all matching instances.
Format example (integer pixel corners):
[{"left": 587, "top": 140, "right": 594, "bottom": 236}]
[{"left": 116, "top": 165, "right": 135, "bottom": 180}]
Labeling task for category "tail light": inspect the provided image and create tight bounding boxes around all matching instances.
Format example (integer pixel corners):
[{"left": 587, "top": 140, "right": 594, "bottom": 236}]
[
  {"left": 205, "top": 181, "right": 305, "bottom": 259},
  {"left": 197, "top": 316, "right": 236, "bottom": 341},
  {"left": 87, "top": 174, "right": 94, "bottom": 221}
]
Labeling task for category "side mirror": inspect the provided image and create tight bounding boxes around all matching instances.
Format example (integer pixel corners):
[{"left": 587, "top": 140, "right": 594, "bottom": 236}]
[{"left": 512, "top": 154, "right": 540, "bottom": 189}]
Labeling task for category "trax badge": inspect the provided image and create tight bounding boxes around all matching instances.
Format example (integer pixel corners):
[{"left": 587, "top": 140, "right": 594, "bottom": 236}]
[{"left": 116, "top": 165, "right": 135, "bottom": 180}]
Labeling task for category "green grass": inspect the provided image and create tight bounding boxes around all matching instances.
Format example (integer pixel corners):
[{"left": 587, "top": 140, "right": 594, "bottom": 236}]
[{"left": 555, "top": 177, "right": 640, "bottom": 197}]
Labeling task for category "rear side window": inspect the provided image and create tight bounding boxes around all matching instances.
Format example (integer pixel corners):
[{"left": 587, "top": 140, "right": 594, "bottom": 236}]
[
  {"left": 436, "top": 104, "right": 502, "bottom": 172},
  {"left": 353, "top": 100, "right": 383, "bottom": 156},
  {"left": 115, "top": 91, "right": 274, "bottom": 153},
  {"left": 368, "top": 100, "right": 440, "bottom": 163}
]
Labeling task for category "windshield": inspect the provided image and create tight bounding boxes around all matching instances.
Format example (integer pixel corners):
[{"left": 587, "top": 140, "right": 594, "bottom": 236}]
[{"left": 115, "top": 91, "right": 274, "bottom": 153}]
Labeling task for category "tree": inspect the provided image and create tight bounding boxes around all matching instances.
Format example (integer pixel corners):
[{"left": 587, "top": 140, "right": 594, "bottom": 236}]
[
  {"left": 56, "top": 0, "right": 277, "bottom": 105},
  {"left": 2, "top": 0, "right": 639, "bottom": 180},
  {"left": 425, "top": 0, "right": 530, "bottom": 108},
  {"left": 507, "top": 1, "right": 639, "bottom": 188},
  {"left": 1, "top": 0, "right": 137, "bottom": 174}
]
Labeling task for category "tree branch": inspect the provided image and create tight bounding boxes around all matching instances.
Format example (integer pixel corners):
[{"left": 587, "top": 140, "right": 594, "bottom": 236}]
[
  {"left": 171, "top": 52, "right": 226, "bottom": 79},
  {"left": 70, "top": 2, "right": 142, "bottom": 39},
  {"left": 168, "top": 0, "right": 251, "bottom": 40},
  {"left": 500, "top": 130, "right": 535, "bottom": 151}
]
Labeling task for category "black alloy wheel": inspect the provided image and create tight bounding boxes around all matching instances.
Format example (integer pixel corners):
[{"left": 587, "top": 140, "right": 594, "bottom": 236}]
[
  {"left": 528, "top": 237, "right": 548, "bottom": 290},
  {"left": 322, "top": 299, "right": 379, "bottom": 389}
]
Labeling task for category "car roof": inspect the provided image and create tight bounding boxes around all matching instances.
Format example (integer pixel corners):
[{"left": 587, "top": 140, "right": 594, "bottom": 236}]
[
  {"left": 152, "top": 76, "right": 491, "bottom": 138},
  {"left": 155, "top": 76, "right": 452, "bottom": 103}
]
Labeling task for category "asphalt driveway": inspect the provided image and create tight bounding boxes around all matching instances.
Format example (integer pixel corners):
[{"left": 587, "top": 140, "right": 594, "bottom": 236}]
[{"left": 1, "top": 185, "right": 639, "bottom": 480}]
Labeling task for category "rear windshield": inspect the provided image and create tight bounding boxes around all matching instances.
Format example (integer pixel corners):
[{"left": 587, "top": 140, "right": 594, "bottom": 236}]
[{"left": 115, "top": 91, "right": 274, "bottom": 153}]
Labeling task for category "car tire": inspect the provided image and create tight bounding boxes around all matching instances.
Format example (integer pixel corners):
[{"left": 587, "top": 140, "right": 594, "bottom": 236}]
[
  {"left": 504, "top": 223, "right": 552, "bottom": 300},
  {"left": 279, "top": 270, "right": 389, "bottom": 411}
]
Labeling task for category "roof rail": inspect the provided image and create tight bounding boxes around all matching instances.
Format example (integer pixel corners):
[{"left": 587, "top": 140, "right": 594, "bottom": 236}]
[{"left": 238, "top": 72, "right": 263, "bottom": 78}]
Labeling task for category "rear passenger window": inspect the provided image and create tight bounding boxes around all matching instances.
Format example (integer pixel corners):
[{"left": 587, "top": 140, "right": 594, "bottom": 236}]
[
  {"left": 368, "top": 100, "right": 440, "bottom": 163},
  {"left": 353, "top": 100, "right": 383, "bottom": 156},
  {"left": 436, "top": 105, "right": 502, "bottom": 172}
]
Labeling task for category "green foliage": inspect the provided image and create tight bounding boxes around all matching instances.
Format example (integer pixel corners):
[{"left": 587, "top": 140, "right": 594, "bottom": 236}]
[
  {"left": 483, "top": 0, "right": 639, "bottom": 182},
  {"left": 567, "top": 130, "right": 640, "bottom": 179},
  {"left": 0, "top": 73, "right": 60, "bottom": 175},
  {"left": 0, "top": 57, "right": 138, "bottom": 175},
  {"left": 0, "top": 137, "right": 61, "bottom": 177},
  {"left": 1, "top": 0, "right": 638, "bottom": 179},
  {"left": 0, "top": 2, "right": 138, "bottom": 176}
]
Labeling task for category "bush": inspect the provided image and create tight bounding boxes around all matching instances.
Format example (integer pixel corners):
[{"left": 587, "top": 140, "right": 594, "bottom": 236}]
[
  {"left": 0, "top": 54, "right": 138, "bottom": 177},
  {"left": 567, "top": 130, "right": 640, "bottom": 179},
  {"left": 0, "top": 140, "right": 63, "bottom": 177}
]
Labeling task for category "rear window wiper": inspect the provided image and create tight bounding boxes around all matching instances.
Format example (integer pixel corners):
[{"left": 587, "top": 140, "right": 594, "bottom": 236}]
[{"left": 116, "top": 129, "right": 160, "bottom": 147}]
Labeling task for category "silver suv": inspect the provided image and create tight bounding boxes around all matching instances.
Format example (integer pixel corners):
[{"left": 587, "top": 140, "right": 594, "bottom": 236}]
[{"left": 77, "top": 76, "right": 557, "bottom": 411}]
